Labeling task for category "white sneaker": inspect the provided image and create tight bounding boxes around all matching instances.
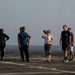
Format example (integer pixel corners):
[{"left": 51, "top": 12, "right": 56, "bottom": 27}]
[
  {"left": 64, "top": 60, "right": 69, "bottom": 63},
  {"left": 47, "top": 60, "right": 51, "bottom": 63}
]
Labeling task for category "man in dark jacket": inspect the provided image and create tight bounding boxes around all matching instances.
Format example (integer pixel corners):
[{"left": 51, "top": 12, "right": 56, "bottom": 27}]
[{"left": 0, "top": 29, "right": 9, "bottom": 60}]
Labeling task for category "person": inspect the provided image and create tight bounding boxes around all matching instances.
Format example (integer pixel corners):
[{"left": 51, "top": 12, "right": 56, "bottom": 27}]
[
  {"left": 0, "top": 29, "right": 9, "bottom": 60},
  {"left": 42, "top": 30, "right": 54, "bottom": 63},
  {"left": 60, "top": 25, "right": 71, "bottom": 62},
  {"left": 18, "top": 27, "right": 31, "bottom": 62},
  {"left": 18, "top": 27, "right": 23, "bottom": 61},
  {"left": 68, "top": 28, "right": 74, "bottom": 61}
]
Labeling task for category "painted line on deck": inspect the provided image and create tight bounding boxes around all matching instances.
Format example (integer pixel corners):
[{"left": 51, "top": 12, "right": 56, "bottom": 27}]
[
  {"left": 31, "top": 57, "right": 47, "bottom": 60},
  {"left": 0, "top": 61, "right": 56, "bottom": 70},
  {"left": 0, "top": 71, "right": 75, "bottom": 75},
  {"left": 0, "top": 61, "right": 75, "bottom": 74}
]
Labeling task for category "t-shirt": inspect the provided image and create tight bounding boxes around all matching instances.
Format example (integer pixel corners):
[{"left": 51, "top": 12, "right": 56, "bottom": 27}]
[
  {"left": 61, "top": 31, "right": 70, "bottom": 44},
  {"left": 44, "top": 35, "right": 53, "bottom": 44},
  {"left": 18, "top": 32, "right": 29, "bottom": 45}
]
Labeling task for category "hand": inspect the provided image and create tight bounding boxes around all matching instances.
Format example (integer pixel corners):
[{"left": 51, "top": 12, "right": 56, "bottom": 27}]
[{"left": 19, "top": 44, "right": 21, "bottom": 48}]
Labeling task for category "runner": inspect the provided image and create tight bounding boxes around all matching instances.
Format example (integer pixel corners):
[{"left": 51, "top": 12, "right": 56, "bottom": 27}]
[
  {"left": 60, "top": 25, "right": 71, "bottom": 62},
  {"left": 42, "top": 30, "right": 54, "bottom": 63},
  {"left": 0, "top": 29, "right": 9, "bottom": 60},
  {"left": 68, "top": 28, "right": 74, "bottom": 61},
  {"left": 18, "top": 27, "right": 31, "bottom": 62}
]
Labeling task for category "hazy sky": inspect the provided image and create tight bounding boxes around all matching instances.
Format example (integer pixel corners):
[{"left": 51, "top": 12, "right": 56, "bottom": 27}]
[{"left": 0, "top": 0, "right": 75, "bottom": 45}]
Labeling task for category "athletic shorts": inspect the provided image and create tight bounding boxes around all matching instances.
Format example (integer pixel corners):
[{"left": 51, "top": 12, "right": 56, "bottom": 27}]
[
  {"left": 0, "top": 45, "right": 5, "bottom": 51},
  {"left": 69, "top": 46, "right": 74, "bottom": 52},
  {"left": 62, "top": 43, "right": 69, "bottom": 51},
  {"left": 44, "top": 44, "right": 52, "bottom": 56}
]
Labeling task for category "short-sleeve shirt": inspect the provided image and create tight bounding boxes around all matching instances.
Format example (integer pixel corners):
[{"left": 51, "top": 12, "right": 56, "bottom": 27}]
[
  {"left": 18, "top": 32, "right": 29, "bottom": 45},
  {"left": 61, "top": 31, "right": 70, "bottom": 44},
  {"left": 70, "top": 32, "right": 73, "bottom": 36},
  {"left": 70, "top": 32, "right": 74, "bottom": 43},
  {"left": 44, "top": 35, "right": 53, "bottom": 44}
]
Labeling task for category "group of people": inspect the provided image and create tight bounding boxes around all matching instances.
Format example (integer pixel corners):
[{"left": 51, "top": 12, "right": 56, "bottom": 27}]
[
  {"left": 60, "top": 25, "right": 74, "bottom": 62},
  {"left": 0, "top": 25, "right": 74, "bottom": 63}
]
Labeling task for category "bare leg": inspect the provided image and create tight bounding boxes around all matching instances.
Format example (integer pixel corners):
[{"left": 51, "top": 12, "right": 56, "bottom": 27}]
[{"left": 64, "top": 50, "right": 68, "bottom": 60}]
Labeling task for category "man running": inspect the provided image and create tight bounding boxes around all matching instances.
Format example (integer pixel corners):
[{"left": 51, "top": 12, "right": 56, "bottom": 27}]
[
  {"left": 18, "top": 27, "right": 31, "bottom": 62},
  {"left": 68, "top": 28, "right": 74, "bottom": 61},
  {"left": 42, "top": 30, "right": 54, "bottom": 63},
  {"left": 60, "top": 25, "right": 71, "bottom": 62},
  {"left": 0, "top": 29, "right": 9, "bottom": 60}
]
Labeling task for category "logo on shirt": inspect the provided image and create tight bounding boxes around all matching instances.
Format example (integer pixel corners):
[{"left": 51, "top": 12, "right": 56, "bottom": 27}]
[{"left": 66, "top": 34, "right": 68, "bottom": 36}]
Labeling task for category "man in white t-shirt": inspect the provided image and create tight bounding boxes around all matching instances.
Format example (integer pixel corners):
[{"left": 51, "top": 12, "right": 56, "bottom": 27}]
[{"left": 42, "top": 30, "right": 54, "bottom": 62}]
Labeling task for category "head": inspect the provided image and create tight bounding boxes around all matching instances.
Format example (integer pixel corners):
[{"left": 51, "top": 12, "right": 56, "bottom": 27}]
[
  {"left": 47, "top": 30, "right": 51, "bottom": 36},
  {"left": 63, "top": 25, "right": 67, "bottom": 31},
  {"left": 19, "top": 27, "right": 22, "bottom": 32},
  {"left": 68, "top": 28, "right": 72, "bottom": 32},
  {"left": 22, "top": 26, "right": 26, "bottom": 32},
  {"left": 0, "top": 29, "right": 4, "bottom": 33}
]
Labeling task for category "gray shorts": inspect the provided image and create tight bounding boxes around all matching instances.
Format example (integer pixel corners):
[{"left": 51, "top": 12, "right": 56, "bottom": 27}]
[{"left": 44, "top": 44, "right": 52, "bottom": 56}]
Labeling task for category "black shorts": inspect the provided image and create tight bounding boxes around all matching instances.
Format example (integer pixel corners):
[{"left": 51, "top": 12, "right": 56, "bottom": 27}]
[
  {"left": 62, "top": 44, "right": 69, "bottom": 51},
  {"left": 44, "top": 44, "right": 52, "bottom": 56},
  {"left": 0, "top": 45, "right": 5, "bottom": 51}
]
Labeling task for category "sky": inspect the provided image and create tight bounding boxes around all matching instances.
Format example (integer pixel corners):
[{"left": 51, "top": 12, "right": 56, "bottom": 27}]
[{"left": 0, "top": 0, "right": 75, "bottom": 45}]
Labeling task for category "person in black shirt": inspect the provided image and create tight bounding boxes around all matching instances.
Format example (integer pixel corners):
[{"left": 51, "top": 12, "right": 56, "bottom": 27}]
[
  {"left": 60, "top": 25, "right": 71, "bottom": 62},
  {"left": 0, "top": 29, "right": 9, "bottom": 60}
]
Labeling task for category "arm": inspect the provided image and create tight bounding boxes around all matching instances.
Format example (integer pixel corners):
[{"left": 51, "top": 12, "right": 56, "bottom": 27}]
[
  {"left": 27, "top": 37, "right": 30, "bottom": 47},
  {"left": 71, "top": 36, "right": 74, "bottom": 46},
  {"left": 59, "top": 32, "right": 62, "bottom": 45},
  {"left": 59, "top": 37, "right": 62, "bottom": 45},
  {"left": 69, "top": 36, "right": 71, "bottom": 45},
  {"left": 4, "top": 34, "right": 9, "bottom": 41},
  {"left": 27, "top": 35, "right": 31, "bottom": 47},
  {"left": 51, "top": 37, "right": 54, "bottom": 42},
  {"left": 18, "top": 34, "right": 21, "bottom": 48},
  {"left": 42, "top": 30, "right": 47, "bottom": 38},
  {"left": 18, "top": 38, "right": 21, "bottom": 47},
  {"left": 42, "top": 34, "right": 46, "bottom": 38}
]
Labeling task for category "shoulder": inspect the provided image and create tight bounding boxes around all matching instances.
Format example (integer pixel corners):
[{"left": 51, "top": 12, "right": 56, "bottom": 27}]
[
  {"left": 24, "top": 32, "right": 28, "bottom": 35},
  {"left": 24, "top": 32, "right": 29, "bottom": 37},
  {"left": 3, "top": 33, "right": 9, "bottom": 38},
  {"left": 3, "top": 33, "right": 7, "bottom": 36},
  {"left": 71, "top": 32, "right": 73, "bottom": 35},
  {"left": 50, "top": 35, "right": 53, "bottom": 38},
  {"left": 18, "top": 33, "right": 22, "bottom": 37},
  {"left": 18, "top": 33, "right": 20, "bottom": 35},
  {"left": 61, "top": 31, "right": 64, "bottom": 34},
  {"left": 18, "top": 33, "right": 21, "bottom": 36}
]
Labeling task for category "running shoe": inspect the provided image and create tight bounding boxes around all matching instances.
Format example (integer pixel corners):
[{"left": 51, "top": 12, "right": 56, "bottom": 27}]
[
  {"left": 63, "top": 59, "right": 69, "bottom": 62},
  {"left": 47, "top": 60, "right": 51, "bottom": 63}
]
